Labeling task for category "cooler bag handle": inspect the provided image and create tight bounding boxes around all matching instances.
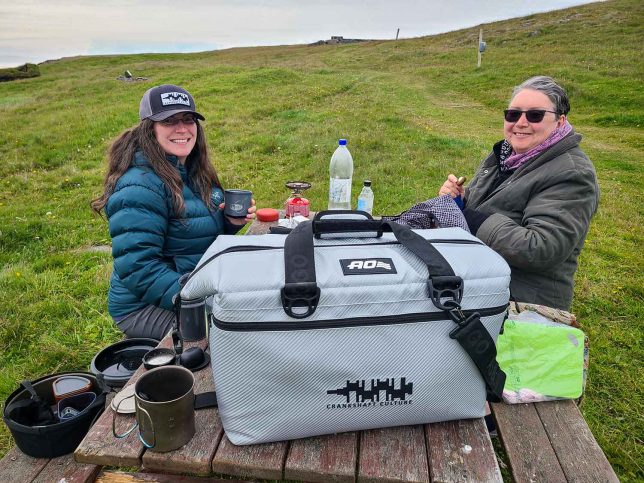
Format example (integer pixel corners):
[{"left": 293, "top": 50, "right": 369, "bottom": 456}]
[
  {"left": 312, "top": 210, "right": 383, "bottom": 237},
  {"left": 281, "top": 218, "right": 463, "bottom": 319}
]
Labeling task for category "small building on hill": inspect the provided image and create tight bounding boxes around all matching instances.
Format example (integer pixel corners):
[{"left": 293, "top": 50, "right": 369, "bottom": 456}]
[{"left": 309, "top": 36, "right": 368, "bottom": 46}]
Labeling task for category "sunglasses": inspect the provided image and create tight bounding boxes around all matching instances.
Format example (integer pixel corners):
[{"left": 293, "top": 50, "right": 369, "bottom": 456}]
[
  {"left": 504, "top": 109, "right": 558, "bottom": 123},
  {"left": 160, "top": 114, "right": 197, "bottom": 126}
]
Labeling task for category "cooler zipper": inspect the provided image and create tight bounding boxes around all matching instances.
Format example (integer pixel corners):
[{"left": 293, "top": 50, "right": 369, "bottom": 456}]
[
  {"left": 188, "top": 238, "right": 483, "bottom": 283},
  {"left": 210, "top": 304, "right": 508, "bottom": 332}
]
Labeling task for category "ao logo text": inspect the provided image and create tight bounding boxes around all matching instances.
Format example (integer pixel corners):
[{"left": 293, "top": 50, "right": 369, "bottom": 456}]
[{"left": 347, "top": 260, "right": 391, "bottom": 270}]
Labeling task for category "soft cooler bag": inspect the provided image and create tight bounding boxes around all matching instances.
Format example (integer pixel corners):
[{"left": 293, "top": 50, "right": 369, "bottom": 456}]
[{"left": 180, "top": 212, "right": 510, "bottom": 445}]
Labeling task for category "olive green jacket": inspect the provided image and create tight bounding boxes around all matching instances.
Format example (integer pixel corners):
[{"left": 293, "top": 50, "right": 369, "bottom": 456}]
[{"left": 465, "top": 132, "right": 599, "bottom": 310}]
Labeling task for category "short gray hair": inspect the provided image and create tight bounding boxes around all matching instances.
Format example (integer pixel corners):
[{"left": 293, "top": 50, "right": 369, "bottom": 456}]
[{"left": 512, "top": 76, "right": 570, "bottom": 115}]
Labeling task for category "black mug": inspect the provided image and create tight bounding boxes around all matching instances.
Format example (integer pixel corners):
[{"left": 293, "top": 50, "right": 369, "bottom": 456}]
[
  {"left": 224, "top": 189, "right": 252, "bottom": 218},
  {"left": 179, "top": 297, "right": 207, "bottom": 341}
]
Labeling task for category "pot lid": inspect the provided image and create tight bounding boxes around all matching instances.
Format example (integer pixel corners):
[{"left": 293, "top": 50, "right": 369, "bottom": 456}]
[{"left": 90, "top": 338, "right": 159, "bottom": 388}]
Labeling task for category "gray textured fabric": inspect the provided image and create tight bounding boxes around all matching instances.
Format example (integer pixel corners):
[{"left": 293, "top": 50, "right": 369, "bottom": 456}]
[
  {"left": 182, "top": 226, "right": 511, "bottom": 445},
  {"left": 465, "top": 132, "right": 599, "bottom": 310}
]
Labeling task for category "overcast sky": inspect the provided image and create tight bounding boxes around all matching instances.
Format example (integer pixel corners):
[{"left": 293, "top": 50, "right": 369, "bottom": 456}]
[{"left": 0, "top": 0, "right": 596, "bottom": 68}]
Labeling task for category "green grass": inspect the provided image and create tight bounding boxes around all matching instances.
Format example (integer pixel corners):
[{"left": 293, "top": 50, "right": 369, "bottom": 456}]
[{"left": 1, "top": 0, "right": 642, "bottom": 479}]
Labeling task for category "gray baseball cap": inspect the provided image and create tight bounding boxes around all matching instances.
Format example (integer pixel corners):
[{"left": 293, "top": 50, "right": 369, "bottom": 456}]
[{"left": 139, "top": 84, "right": 205, "bottom": 122}]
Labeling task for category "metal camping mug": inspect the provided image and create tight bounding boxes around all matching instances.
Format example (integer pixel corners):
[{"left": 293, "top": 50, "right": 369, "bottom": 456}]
[
  {"left": 113, "top": 366, "right": 195, "bottom": 452},
  {"left": 224, "top": 189, "right": 252, "bottom": 218},
  {"left": 179, "top": 297, "right": 207, "bottom": 341}
]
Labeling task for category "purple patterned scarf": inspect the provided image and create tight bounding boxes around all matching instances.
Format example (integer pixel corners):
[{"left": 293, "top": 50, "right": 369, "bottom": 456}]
[{"left": 500, "top": 120, "right": 573, "bottom": 172}]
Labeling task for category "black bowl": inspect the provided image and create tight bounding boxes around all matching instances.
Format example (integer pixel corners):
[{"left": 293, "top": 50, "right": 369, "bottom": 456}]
[{"left": 90, "top": 338, "right": 159, "bottom": 388}]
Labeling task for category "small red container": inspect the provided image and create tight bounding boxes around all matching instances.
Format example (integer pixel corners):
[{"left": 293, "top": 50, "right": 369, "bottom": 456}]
[{"left": 256, "top": 208, "right": 280, "bottom": 222}]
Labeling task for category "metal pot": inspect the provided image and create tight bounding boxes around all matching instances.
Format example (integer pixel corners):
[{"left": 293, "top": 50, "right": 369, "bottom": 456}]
[{"left": 114, "top": 366, "right": 195, "bottom": 452}]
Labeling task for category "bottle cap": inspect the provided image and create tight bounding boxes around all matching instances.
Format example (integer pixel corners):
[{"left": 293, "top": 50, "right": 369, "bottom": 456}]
[
  {"left": 338, "top": 139, "right": 347, "bottom": 145},
  {"left": 364, "top": 180, "right": 371, "bottom": 187}
]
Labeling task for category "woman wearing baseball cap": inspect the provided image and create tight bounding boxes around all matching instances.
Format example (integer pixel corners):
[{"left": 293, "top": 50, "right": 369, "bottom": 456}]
[{"left": 91, "top": 84, "right": 255, "bottom": 340}]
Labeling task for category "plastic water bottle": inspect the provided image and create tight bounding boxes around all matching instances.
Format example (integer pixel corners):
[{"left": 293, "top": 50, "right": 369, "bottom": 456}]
[
  {"left": 328, "top": 139, "right": 353, "bottom": 210},
  {"left": 357, "top": 180, "right": 374, "bottom": 214}
]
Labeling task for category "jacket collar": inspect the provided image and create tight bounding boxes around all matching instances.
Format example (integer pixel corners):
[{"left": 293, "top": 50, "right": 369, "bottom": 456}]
[
  {"left": 514, "top": 131, "right": 581, "bottom": 176},
  {"left": 477, "top": 131, "right": 582, "bottom": 204}
]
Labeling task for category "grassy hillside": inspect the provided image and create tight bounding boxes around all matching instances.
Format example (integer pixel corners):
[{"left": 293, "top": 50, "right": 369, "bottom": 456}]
[{"left": 0, "top": 0, "right": 642, "bottom": 479}]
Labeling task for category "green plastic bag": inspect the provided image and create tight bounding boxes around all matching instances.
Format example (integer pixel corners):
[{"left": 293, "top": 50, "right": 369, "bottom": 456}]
[{"left": 497, "top": 319, "right": 585, "bottom": 401}]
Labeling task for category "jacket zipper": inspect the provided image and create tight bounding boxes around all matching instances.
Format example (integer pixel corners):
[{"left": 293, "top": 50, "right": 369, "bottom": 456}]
[
  {"left": 187, "top": 238, "right": 483, "bottom": 284},
  {"left": 210, "top": 304, "right": 508, "bottom": 332}
]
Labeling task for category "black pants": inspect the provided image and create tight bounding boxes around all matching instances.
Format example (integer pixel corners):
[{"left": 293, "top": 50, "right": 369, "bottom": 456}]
[{"left": 115, "top": 305, "right": 175, "bottom": 341}]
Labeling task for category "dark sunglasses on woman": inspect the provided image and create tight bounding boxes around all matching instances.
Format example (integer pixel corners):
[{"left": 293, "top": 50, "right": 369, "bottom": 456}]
[
  {"left": 504, "top": 109, "right": 558, "bottom": 123},
  {"left": 160, "top": 114, "right": 197, "bottom": 126}
]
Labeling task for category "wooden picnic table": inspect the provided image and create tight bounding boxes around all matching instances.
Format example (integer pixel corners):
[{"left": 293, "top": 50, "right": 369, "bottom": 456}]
[
  {"left": 3, "top": 214, "right": 618, "bottom": 482},
  {"left": 73, "top": 331, "right": 501, "bottom": 482}
]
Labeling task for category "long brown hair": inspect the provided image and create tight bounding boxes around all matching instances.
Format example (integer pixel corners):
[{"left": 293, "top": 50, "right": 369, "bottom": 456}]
[{"left": 91, "top": 119, "right": 221, "bottom": 216}]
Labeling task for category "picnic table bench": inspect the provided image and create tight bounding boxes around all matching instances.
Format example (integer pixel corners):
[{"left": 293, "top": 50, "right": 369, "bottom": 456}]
[{"left": 1, "top": 215, "right": 618, "bottom": 483}]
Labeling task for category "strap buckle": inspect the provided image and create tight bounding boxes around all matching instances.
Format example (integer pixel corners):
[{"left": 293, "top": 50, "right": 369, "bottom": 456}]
[
  {"left": 446, "top": 303, "right": 483, "bottom": 339},
  {"left": 427, "top": 276, "right": 464, "bottom": 310},
  {"left": 443, "top": 300, "right": 467, "bottom": 326},
  {"left": 281, "top": 282, "right": 321, "bottom": 319}
]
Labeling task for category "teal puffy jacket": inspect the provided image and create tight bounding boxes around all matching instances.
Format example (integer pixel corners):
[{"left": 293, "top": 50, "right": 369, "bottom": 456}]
[{"left": 106, "top": 151, "right": 240, "bottom": 318}]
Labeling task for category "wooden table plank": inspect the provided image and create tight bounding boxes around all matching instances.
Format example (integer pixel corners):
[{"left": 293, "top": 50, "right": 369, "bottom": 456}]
[
  {"left": 96, "top": 470, "right": 244, "bottom": 482},
  {"left": 358, "top": 425, "right": 429, "bottom": 483},
  {"left": 0, "top": 446, "right": 50, "bottom": 483},
  {"left": 534, "top": 400, "right": 619, "bottom": 483},
  {"left": 491, "top": 402, "right": 566, "bottom": 483},
  {"left": 73, "top": 387, "right": 143, "bottom": 467},
  {"left": 425, "top": 418, "right": 502, "bottom": 483},
  {"left": 211, "top": 435, "right": 288, "bottom": 480},
  {"left": 284, "top": 432, "right": 358, "bottom": 483},
  {"left": 32, "top": 453, "right": 100, "bottom": 483},
  {"left": 75, "top": 336, "right": 174, "bottom": 467},
  {"left": 245, "top": 217, "right": 279, "bottom": 235},
  {"left": 142, "top": 340, "right": 224, "bottom": 475}
]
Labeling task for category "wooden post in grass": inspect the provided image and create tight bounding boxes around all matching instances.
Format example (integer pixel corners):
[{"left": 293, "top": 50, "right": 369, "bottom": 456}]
[
  {"left": 477, "top": 28, "right": 485, "bottom": 68},
  {"left": 396, "top": 28, "right": 400, "bottom": 40}
]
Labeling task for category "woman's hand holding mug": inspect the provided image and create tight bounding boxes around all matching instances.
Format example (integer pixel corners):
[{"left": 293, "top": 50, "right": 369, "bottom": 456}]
[{"left": 219, "top": 197, "right": 256, "bottom": 225}]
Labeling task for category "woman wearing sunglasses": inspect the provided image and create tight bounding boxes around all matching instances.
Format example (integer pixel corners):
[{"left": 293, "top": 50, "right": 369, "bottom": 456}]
[
  {"left": 91, "top": 84, "right": 255, "bottom": 340},
  {"left": 439, "top": 76, "right": 598, "bottom": 310}
]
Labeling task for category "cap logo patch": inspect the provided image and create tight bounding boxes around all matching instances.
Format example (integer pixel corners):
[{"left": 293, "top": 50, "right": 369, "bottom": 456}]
[{"left": 160, "top": 92, "right": 191, "bottom": 106}]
